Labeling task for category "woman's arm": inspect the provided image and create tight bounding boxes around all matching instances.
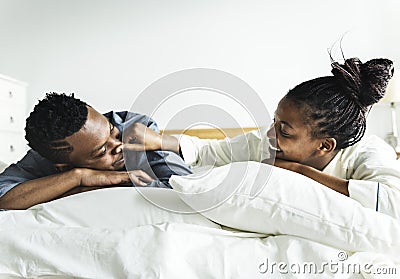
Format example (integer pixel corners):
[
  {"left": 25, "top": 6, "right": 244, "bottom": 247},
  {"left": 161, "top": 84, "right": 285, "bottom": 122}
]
[
  {"left": 265, "top": 136, "right": 400, "bottom": 219},
  {"left": 269, "top": 159, "right": 349, "bottom": 196},
  {"left": 124, "top": 123, "right": 269, "bottom": 168}
]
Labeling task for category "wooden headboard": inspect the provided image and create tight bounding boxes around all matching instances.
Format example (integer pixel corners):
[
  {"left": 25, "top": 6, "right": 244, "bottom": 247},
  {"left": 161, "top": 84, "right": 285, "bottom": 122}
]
[{"left": 161, "top": 127, "right": 258, "bottom": 140}]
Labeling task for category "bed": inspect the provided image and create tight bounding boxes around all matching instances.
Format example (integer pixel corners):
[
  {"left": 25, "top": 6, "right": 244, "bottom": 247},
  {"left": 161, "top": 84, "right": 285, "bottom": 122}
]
[{"left": 0, "top": 128, "right": 399, "bottom": 278}]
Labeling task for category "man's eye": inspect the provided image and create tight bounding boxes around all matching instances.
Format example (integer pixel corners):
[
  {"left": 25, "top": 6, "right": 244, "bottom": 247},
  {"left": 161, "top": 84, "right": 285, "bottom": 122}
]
[
  {"left": 97, "top": 148, "right": 107, "bottom": 158},
  {"left": 110, "top": 123, "right": 121, "bottom": 138}
]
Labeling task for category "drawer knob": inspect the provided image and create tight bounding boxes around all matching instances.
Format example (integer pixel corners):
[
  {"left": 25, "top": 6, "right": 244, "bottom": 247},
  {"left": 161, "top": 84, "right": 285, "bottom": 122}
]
[
  {"left": 9, "top": 91, "right": 13, "bottom": 98},
  {"left": 10, "top": 145, "right": 14, "bottom": 152},
  {"left": 9, "top": 116, "right": 14, "bottom": 123}
]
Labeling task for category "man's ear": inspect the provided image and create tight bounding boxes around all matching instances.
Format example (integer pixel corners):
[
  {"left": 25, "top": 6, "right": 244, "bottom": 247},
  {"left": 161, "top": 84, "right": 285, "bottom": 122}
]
[
  {"left": 318, "top": 137, "right": 337, "bottom": 154},
  {"left": 54, "top": 163, "right": 72, "bottom": 172}
]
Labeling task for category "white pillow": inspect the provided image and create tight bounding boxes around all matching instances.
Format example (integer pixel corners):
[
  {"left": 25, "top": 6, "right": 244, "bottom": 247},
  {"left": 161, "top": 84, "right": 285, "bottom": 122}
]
[
  {"left": 2, "top": 187, "right": 221, "bottom": 229},
  {"left": 0, "top": 160, "right": 7, "bottom": 173},
  {"left": 169, "top": 161, "right": 400, "bottom": 256}
]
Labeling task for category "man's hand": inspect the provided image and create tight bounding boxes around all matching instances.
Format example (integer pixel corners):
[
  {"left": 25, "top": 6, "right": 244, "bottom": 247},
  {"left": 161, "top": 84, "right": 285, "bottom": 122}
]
[
  {"left": 78, "top": 168, "right": 154, "bottom": 187},
  {"left": 59, "top": 169, "right": 154, "bottom": 198},
  {"left": 122, "top": 123, "right": 180, "bottom": 154}
]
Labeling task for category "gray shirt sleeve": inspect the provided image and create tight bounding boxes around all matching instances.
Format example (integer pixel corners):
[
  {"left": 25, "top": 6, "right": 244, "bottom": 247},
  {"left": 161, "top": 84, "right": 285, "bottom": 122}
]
[
  {"left": 0, "top": 150, "right": 58, "bottom": 198},
  {"left": 120, "top": 111, "right": 192, "bottom": 188}
]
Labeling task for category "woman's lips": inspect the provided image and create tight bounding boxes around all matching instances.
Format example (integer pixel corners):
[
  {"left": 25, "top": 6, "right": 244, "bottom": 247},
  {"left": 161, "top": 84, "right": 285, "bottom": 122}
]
[
  {"left": 269, "top": 140, "right": 282, "bottom": 152},
  {"left": 269, "top": 145, "right": 282, "bottom": 152}
]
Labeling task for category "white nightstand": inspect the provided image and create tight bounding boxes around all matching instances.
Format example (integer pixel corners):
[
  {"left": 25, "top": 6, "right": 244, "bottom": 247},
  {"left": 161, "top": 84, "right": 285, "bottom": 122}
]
[{"left": 0, "top": 74, "right": 28, "bottom": 165}]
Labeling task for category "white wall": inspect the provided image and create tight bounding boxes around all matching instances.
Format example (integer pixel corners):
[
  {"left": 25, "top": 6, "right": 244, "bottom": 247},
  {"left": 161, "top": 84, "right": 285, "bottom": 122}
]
[{"left": 0, "top": 0, "right": 399, "bottom": 138}]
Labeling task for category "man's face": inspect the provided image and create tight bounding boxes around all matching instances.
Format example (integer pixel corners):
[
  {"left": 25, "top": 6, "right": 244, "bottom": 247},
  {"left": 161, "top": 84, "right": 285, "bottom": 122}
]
[{"left": 64, "top": 107, "right": 125, "bottom": 170}]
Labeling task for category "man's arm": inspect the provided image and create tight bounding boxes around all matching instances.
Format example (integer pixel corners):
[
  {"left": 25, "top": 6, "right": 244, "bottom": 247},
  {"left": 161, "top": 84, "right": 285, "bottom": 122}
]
[
  {"left": 0, "top": 169, "right": 83, "bottom": 209},
  {"left": 0, "top": 168, "right": 153, "bottom": 210}
]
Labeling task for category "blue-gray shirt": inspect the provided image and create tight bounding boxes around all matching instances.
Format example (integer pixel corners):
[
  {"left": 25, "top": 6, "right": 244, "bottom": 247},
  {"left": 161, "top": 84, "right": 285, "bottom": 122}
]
[{"left": 0, "top": 111, "right": 192, "bottom": 198}]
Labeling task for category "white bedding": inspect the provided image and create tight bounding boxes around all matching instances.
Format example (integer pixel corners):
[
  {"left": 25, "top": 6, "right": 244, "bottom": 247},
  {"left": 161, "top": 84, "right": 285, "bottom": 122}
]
[
  {"left": 0, "top": 187, "right": 398, "bottom": 278},
  {"left": 170, "top": 162, "right": 400, "bottom": 256}
]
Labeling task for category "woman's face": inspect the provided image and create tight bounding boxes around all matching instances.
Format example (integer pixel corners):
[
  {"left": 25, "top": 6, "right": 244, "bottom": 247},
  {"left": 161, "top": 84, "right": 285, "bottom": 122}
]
[{"left": 266, "top": 98, "right": 333, "bottom": 170}]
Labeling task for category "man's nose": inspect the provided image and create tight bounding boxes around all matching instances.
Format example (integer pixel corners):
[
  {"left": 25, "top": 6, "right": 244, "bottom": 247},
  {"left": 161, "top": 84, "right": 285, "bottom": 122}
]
[{"left": 110, "top": 138, "right": 123, "bottom": 155}]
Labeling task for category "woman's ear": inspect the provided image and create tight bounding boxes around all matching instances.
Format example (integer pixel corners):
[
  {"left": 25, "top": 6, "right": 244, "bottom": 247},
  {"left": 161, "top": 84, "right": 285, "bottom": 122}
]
[
  {"left": 318, "top": 138, "right": 337, "bottom": 154},
  {"left": 54, "top": 163, "right": 73, "bottom": 172}
]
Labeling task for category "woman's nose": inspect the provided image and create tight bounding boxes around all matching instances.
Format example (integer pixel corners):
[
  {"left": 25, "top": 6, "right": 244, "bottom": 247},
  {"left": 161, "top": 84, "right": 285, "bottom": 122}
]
[{"left": 266, "top": 122, "right": 276, "bottom": 139}]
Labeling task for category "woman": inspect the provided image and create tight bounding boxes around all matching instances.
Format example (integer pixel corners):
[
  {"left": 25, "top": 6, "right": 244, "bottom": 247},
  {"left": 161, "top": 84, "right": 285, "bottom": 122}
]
[{"left": 124, "top": 57, "right": 400, "bottom": 219}]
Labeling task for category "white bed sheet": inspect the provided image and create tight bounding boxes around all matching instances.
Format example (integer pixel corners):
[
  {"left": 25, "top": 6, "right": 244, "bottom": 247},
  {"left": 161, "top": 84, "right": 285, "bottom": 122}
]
[{"left": 0, "top": 188, "right": 398, "bottom": 279}]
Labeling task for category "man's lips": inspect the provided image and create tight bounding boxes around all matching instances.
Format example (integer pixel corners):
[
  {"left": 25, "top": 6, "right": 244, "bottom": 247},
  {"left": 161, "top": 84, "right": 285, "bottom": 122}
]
[{"left": 113, "top": 156, "right": 125, "bottom": 167}]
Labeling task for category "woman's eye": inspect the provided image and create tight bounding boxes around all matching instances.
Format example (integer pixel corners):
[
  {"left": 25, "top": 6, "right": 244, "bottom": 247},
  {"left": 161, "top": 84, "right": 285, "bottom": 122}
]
[{"left": 279, "top": 126, "right": 290, "bottom": 137}]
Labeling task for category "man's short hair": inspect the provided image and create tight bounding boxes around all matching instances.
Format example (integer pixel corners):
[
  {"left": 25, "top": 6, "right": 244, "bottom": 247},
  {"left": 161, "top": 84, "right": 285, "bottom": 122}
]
[{"left": 25, "top": 93, "right": 88, "bottom": 163}]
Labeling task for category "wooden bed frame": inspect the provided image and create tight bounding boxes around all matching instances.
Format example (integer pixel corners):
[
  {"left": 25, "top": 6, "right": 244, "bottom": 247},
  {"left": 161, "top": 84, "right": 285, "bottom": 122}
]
[
  {"left": 162, "top": 128, "right": 400, "bottom": 160},
  {"left": 161, "top": 127, "right": 258, "bottom": 140}
]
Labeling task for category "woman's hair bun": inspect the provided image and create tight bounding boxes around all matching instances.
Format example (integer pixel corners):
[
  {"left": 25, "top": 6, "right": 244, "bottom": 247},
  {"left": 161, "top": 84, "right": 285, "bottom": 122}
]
[
  {"left": 331, "top": 57, "right": 394, "bottom": 108},
  {"left": 361, "top": 58, "right": 394, "bottom": 106}
]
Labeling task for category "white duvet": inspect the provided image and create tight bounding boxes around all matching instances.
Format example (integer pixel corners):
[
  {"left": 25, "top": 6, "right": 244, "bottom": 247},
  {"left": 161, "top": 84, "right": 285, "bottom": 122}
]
[{"left": 0, "top": 187, "right": 398, "bottom": 279}]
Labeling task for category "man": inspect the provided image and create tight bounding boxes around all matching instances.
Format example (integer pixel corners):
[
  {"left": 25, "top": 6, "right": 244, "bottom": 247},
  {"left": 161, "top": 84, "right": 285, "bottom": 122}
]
[{"left": 0, "top": 93, "right": 191, "bottom": 210}]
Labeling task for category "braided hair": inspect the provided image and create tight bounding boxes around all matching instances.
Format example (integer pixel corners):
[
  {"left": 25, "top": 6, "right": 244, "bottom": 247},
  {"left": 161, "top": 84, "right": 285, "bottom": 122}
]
[
  {"left": 25, "top": 93, "right": 88, "bottom": 163},
  {"left": 285, "top": 58, "right": 394, "bottom": 150}
]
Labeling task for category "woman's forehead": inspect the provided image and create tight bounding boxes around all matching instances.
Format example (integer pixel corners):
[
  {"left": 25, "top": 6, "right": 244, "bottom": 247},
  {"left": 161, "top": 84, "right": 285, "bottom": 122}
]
[
  {"left": 278, "top": 98, "right": 318, "bottom": 138},
  {"left": 276, "top": 99, "right": 305, "bottom": 126}
]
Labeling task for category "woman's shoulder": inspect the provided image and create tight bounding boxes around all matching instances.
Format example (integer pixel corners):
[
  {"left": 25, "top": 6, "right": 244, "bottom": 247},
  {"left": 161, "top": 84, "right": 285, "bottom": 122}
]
[
  {"left": 359, "top": 135, "right": 393, "bottom": 151},
  {"left": 343, "top": 135, "right": 397, "bottom": 160}
]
